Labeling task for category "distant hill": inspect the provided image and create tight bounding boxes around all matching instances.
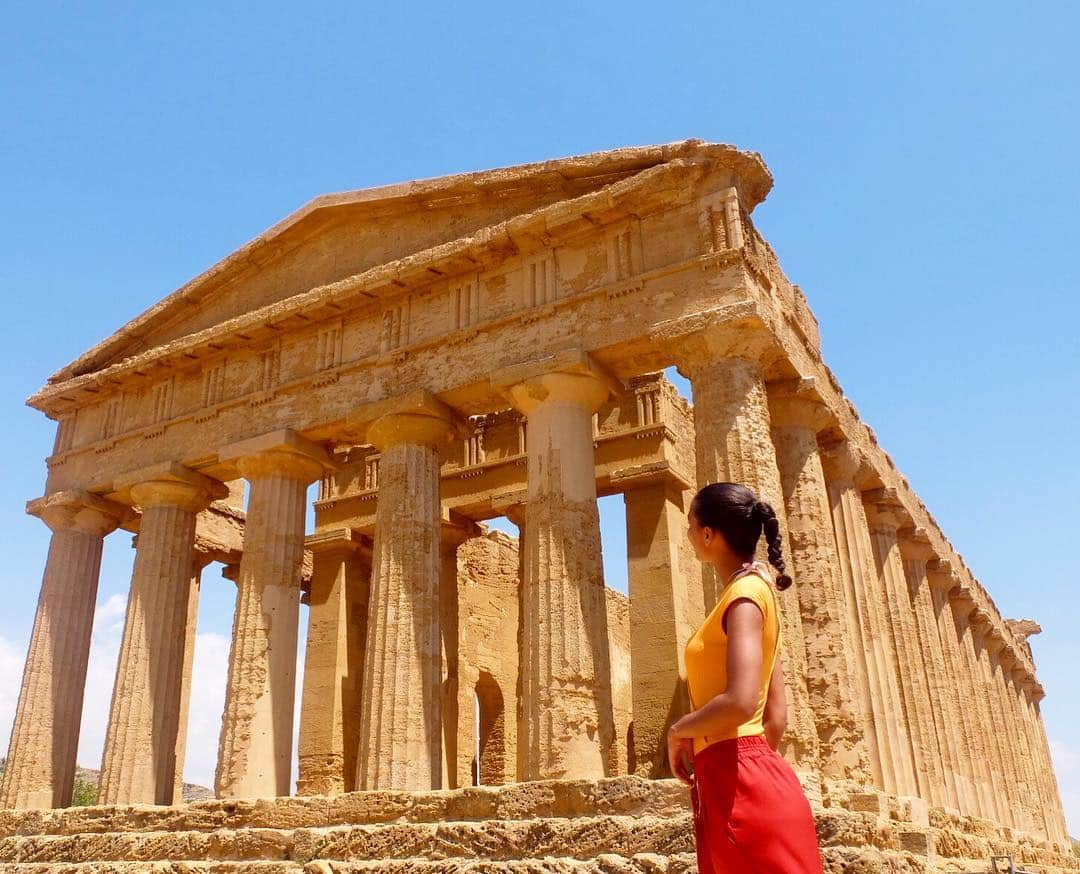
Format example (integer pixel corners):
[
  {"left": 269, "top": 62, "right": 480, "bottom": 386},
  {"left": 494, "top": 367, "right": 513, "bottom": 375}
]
[{"left": 0, "top": 758, "right": 214, "bottom": 805}]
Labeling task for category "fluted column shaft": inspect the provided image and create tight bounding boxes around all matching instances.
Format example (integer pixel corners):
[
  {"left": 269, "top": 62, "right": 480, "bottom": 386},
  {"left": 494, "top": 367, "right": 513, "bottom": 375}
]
[
  {"left": 769, "top": 393, "right": 870, "bottom": 783},
  {"left": 356, "top": 407, "right": 452, "bottom": 790},
  {"left": 622, "top": 480, "right": 701, "bottom": 778},
  {"left": 440, "top": 517, "right": 477, "bottom": 790},
  {"left": 297, "top": 532, "right": 370, "bottom": 795},
  {"left": 864, "top": 502, "right": 943, "bottom": 807},
  {"left": 172, "top": 553, "right": 212, "bottom": 804},
  {"left": 504, "top": 367, "right": 616, "bottom": 781},
  {"left": 217, "top": 438, "right": 326, "bottom": 799},
  {"left": 926, "top": 569, "right": 985, "bottom": 817},
  {"left": 99, "top": 471, "right": 220, "bottom": 805},
  {"left": 0, "top": 493, "right": 123, "bottom": 809},
  {"left": 981, "top": 631, "right": 1034, "bottom": 833},
  {"left": 900, "top": 545, "right": 963, "bottom": 813},
  {"left": 821, "top": 447, "right": 905, "bottom": 794},
  {"left": 974, "top": 619, "right": 1026, "bottom": 830},
  {"left": 680, "top": 349, "right": 817, "bottom": 770},
  {"left": 1003, "top": 665, "right": 1046, "bottom": 838},
  {"left": 948, "top": 590, "right": 1009, "bottom": 825},
  {"left": 1024, "top": 685, "right": 1070, "bottom": 845}
]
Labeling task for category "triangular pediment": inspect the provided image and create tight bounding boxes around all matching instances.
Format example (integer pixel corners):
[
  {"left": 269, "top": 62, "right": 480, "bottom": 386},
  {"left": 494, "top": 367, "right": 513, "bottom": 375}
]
[{"left": 42, "top": 140, "right": 771, "bottom": 390}]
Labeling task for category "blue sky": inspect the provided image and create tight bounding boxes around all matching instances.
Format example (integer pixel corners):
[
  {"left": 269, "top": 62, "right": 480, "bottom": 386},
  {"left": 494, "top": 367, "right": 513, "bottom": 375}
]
[{"left": 1, "top": 1, "right": 1077, "bottom": 832}]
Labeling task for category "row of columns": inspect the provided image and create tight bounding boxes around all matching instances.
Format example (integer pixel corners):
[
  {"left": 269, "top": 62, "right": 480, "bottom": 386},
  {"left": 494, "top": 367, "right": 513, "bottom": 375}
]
[{"left": 1, "top": 340, "right": 1070, "bottom": 850}]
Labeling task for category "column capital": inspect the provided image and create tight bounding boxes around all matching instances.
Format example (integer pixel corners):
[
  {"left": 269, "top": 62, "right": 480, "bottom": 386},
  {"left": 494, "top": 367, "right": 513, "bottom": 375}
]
[
  {"left": 491, "top": 348, "right": 620, "bottom": 416},
  {"left": 948, "top": 584, "right": 979, "bottom": 615},
  {"left": 115, "top": 462, "right": 228, "bottom": 513},
  {"left": 489, "top": 488, "right": 527, "bottom": 528},
  {"left": 27, "top": 489, "right": 128, "bottom": 536},
  {"left": 221, "top": 429, "right": 332, "bottom": 482},
  {"left": 766, "top": 378, "right": 835, "bottom": 433},
  {"left": 862, "top": 488, "right": 910, "bottom": 531},
  {"left": 926, "top": 558, "right": 959, "bottom": 592},
  {"left": 347, "top": 390, "right": 460, "bottom": 452},
  {"left": 819, "top": 440, "right": 869, "bottom": 485},
  {"left": 898, "top": 526, "right": 937, "bottom": 562},
  {"left": 667, "top": 318, "right": 782, "bottom": 376}
]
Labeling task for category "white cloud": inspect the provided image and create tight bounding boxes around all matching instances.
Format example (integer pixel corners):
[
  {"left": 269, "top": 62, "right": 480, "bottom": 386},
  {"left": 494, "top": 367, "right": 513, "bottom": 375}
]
[{"left": 1050, "top": 738, "right": 1080, "bottom": 839}]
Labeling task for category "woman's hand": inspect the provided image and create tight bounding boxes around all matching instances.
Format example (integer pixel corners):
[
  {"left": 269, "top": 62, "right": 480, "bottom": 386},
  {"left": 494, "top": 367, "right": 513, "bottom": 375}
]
[{"left": 667, "top": 725, "right": 695, "bottom": 786}]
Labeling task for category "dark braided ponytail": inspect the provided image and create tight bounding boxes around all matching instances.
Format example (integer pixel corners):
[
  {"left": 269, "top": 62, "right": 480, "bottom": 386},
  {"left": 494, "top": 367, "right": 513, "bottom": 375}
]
[
  {"left": 690, "top": 482, "right": 794, "bottom": 591},
  {"left": 754, "top": 499, "right": 793, "bottom": 591}
]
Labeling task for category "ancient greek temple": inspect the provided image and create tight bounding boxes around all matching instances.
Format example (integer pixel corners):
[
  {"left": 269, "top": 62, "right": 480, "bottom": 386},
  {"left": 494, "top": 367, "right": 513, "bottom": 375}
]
[{"left": 1, "top": 141, "right": 1073, "bottom": 869}]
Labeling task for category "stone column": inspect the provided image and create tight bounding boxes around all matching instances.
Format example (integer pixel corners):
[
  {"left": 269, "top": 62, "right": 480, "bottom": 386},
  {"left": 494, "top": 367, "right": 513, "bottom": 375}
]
[
  {"left": 864, "top": 493, "right": 937, "bottom": 803},
  {"left": 1002, "top": 661, "right": 1044, "bottom": 838},
  {"left": 980, "top": 627, "right": 1035, "bottom": 834},
  {"left": 926, "top": 561, "right": 985, "bottom": 818},
  {"left": 440, "top": 512, "right": 480, "bottom": 790},
  {"left": 969, "top": 613, "right": 1023, "bottom": 830},
  {"left": 502, "top": 501, "right": 528, "bottom": 785},
  {"left": 620, "top": 475, "right": 699, "bottom": 778},
  {"left": 820, "top": 444, "right": 905, "bottom": 795},
  {"left": 899, "top": 535, "right": 963, "bottom": 814},
  {"left": 355, "top": 395, "right": 455, "bottom": 791},
  {"left": 1022, "top": 679, "right": 1069, "bottom": 844},
  {"left": 297, "top": 529, "right": 370, "bottom": 795},
  {"left": 216, "top": 430, "right": 329, "bottom": 799},
  {"left": 949, "top": 586, "right": 1010, "bottom": 826},
  {"left": 0, "top": 491, "right": 125, "bottom": 809},
  {"left": 98, "top": 464, "right": 224, "bottom": 805},
  {"left": 172, "top": 549, "right": 214, "bottom": 805},
  {"left": 492, "top": 349, "right": 617, "bottom": 780},
  {"left": 675, "top": 329, "right": 817, "bottom": 771},
  {"left": 768, "top": 385, "right": 870, "bottom": 784}
]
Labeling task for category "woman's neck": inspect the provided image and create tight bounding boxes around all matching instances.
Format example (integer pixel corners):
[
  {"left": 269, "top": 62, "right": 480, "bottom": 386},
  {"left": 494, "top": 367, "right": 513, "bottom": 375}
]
[{"left": 713, "top": 554, "right": 747, "bottom": 584}]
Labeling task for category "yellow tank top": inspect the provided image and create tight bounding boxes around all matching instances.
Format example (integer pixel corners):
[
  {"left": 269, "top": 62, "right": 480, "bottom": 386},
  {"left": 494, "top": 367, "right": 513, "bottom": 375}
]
[{"left": 683, "top": 565, "right": 782, "bottom": 756}]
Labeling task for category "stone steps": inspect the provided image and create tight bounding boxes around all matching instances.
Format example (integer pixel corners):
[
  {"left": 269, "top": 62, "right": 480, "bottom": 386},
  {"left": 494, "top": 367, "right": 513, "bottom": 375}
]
[{"left": 0, "top": 776, "right": 1075, "bottom": 873}]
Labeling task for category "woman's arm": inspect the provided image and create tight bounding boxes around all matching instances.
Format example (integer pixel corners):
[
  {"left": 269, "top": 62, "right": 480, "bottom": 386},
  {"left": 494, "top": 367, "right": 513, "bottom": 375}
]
[
  {"left": 669, "top": 598, "right": 764, "bottom": 739},
  {"left": 762, "top": 651, "right": 788, "bottom": 750}
]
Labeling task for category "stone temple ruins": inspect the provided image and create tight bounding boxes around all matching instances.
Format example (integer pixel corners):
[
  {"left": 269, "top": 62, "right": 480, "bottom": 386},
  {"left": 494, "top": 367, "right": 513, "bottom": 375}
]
[{"left": 0, "top": 140, "right": 1075, "bottom": 871}]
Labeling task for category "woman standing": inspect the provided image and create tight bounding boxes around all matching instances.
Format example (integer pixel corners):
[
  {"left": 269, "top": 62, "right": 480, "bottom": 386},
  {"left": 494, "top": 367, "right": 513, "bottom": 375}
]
[{"left": 667, "top": 482, "right": 823, "bottom": 873}]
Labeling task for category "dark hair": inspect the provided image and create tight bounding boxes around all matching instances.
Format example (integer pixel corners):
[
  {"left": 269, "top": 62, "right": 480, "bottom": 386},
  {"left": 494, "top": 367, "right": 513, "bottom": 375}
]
[{"left": 689, "top": 482, "right": 793, "bottom": 591}]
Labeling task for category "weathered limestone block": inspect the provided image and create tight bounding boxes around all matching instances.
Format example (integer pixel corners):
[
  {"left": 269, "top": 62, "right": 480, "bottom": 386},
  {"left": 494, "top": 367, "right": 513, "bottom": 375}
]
[
  {"left": 674, "top": 327, "right": 818, "bottom": 772},
  {"left": 297, "top": 529, "right": 371, "bottom": 796},
  {"left": 864, "top": 493, "right": 945, "bottom": 809},
  {"left": 820, "top": 444, "right": 908, "bottom": 796},
  {"left": 493, "top": 349, "right": 618, "bottom": 781},
  {"left": 769, "top": 384, "right": 871, "bottom": 784},
  {"left": 0, "top": 491, "right": 125, "bottom": 810},
  {"left": 355, "top": 396, "right": 455, "bottom": 791},
  {"left": 216, "top": 430, "right": 330, "bottom": 799},
  {"left": 98, "top": 464, "right": 225, "bottom": 805}
]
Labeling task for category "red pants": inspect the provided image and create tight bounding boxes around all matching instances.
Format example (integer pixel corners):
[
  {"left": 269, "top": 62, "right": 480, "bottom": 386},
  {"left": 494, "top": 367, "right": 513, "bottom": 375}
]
[{"left": 690, "top": 735, "right": 823, "bottom": 873}]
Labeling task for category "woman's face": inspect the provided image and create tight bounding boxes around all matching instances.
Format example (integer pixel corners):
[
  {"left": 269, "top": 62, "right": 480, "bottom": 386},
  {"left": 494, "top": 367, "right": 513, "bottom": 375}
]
[{"left": 686, "top": 508, "right": 711, "bottom": 562}]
